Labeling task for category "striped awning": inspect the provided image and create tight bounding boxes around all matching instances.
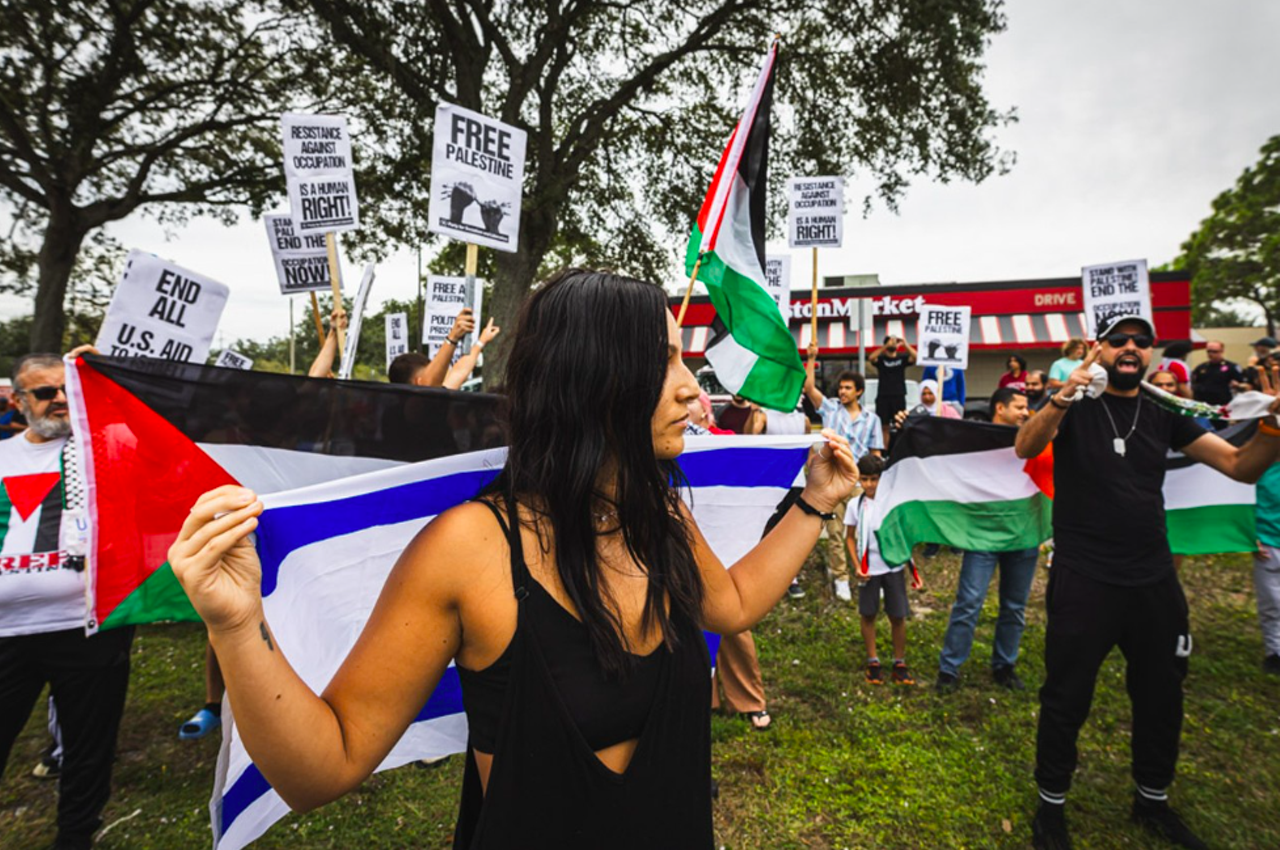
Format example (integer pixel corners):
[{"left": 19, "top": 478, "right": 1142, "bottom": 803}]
[{"left": 681, "top": 312, "right": 1092, "bottom": 357}]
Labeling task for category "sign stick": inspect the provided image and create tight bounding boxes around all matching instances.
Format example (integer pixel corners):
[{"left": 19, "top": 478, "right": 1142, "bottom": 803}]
[
  {"left": 309, "top": 291, "right": 325, "bottom": 348},
  {"left": 326, "top": 233, "right": 345, "bottom": 356},
  {"left": 675, "top": 255, "right": 705, "bottom": 328},
  {"left": 810, "top": 247, "right": 819, "bottom": 346}
]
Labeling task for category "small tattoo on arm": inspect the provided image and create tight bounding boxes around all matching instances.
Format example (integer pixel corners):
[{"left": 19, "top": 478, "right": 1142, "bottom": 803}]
[{"left": 260, "top": 621, "right": 274, "bottom": 652}]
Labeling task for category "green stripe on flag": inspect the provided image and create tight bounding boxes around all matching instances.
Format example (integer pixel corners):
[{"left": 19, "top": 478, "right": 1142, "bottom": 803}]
[
  {"left": 101, "top": 561, "right": 200, "bottom": 629},
  {"left": 876, "top": 494, "right": 1053, "bottom": 565},
  {"left": 686, "top": 227, "right": 803, "bottom": 411},
  {"left": 1166, "top": 504, "right": 1256, "bottom": 555}
]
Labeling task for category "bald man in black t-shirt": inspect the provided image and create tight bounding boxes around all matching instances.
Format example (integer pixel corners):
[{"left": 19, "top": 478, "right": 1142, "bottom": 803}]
[{"left": 1015, "top": 316, "right": 1280, "bottom": 850}]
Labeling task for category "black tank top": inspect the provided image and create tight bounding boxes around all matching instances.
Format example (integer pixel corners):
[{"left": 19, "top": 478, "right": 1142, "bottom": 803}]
[{"left": 453, "top": 496, "right": 714, "bottom": 849}]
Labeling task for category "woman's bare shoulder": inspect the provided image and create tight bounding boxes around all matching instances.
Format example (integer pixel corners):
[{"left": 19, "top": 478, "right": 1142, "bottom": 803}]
[{"left": 395, "top": 499, "right": 512, "bottom": 598}]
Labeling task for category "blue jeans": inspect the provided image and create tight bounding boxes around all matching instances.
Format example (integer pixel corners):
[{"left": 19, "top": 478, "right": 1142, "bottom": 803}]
[{"left": 938, "top": 548, "right": 1039, "bottom": 676}]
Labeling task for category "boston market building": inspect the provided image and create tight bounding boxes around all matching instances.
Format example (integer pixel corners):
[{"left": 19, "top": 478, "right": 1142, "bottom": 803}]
[{"left": 671, "top": 270, "right": 1193, "bottom": 404}]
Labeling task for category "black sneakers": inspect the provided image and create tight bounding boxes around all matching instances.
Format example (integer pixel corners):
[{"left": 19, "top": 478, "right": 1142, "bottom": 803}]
[
  {"left": 935, "top": 671, "right": 959, "bottom": 694},
  {"left": 1131, "top": 794, "right": 1209, "bottom": 850},
  {"left": 1031, "top": 803, "right": 1072, "bottom": 850},
  {"left": 1263, "top": 653, "right": 1280, "bottom": 676},
  {"left": 787, "top": 581, "right": 805, "bottom": 600},
  {"left": 993, "top": 665, "right": 1026, "bottom": 691}
]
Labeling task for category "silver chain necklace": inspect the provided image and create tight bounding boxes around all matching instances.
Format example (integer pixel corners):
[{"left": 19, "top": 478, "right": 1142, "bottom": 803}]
[{"left": 1099, "top": 392, "right": 1142, "bottom": 456}]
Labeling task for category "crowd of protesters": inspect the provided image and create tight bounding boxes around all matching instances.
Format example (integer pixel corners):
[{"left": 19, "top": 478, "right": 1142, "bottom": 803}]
[{"left": 4, "top": 285, "right": 1280, "bottom": 850}]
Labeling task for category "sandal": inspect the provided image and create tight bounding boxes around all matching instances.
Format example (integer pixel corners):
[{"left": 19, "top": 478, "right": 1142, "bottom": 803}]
[
  {"left": 179, "top": 708, "right": 221, "bottom": 740},
  {"left": 740, "top": 709, "right": 772, "bottom": 732}
]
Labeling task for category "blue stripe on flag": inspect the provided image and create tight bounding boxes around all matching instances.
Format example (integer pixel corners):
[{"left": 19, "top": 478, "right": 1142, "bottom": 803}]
[
  {"left": 677, "top": 447, "right": 807, "bottom": 489},
  {"left": 256, "top": 469, "right": 499, "bottom": 597},
  {"left": 220, "top": 666, "right": 466, "bottom": 837}
]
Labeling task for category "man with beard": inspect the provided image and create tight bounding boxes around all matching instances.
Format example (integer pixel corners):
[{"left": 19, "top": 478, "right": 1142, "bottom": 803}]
[
  {"left": 1016, "top": 316, "right": 1280, "bottom": 850},
  {"left": 0, "top": 351, "right": 135, "bottom": 850},
  {"left": 1023, "top": 370, "right": 1049, "bottom": 411}
]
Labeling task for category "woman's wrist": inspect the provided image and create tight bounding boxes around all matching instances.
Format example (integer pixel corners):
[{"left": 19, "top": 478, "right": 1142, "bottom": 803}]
[{"left": 799, "top": 488, "right": 839, "bottom": 516}]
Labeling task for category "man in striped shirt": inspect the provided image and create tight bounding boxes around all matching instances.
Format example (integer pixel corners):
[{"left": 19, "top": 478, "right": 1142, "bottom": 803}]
[{"left": 805, "top": 342, "right": 883, "bottom": 601}]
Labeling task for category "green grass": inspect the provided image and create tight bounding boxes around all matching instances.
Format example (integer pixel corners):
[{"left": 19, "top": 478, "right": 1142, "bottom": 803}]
[{"left": 4, "top": 550, "right": 1280, "bottom": 848}]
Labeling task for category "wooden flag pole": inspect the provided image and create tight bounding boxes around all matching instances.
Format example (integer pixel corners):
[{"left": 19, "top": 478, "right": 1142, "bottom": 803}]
[
  {"left": 325, "top": 232, "right": 345, "bottom": 357},
  {"left": 675, "top": 255, "right": 705, "bottom": 328},
  {"left": 309, "top": 291, "right": 325, "bottom": 348},
  {"left": 810, "top": 246, "right": 819, "bottom": 347}
]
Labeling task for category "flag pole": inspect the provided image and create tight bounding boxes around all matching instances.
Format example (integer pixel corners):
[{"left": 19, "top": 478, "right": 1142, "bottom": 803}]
[
  {"left": 810, "top": 246, "right": 818, "bottom": 347},
  {"left": 309, "top": 291, "right": 325, "bottom": 349},
  {"left": 325, "top": 233, "right": 345, "bottom": 357},
  {"left": 676, "top": 254, "right": 704, "bottom": 328}
]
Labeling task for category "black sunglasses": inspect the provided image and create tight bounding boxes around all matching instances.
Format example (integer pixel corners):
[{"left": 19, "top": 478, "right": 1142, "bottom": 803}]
[
  {"left": 20, "top": 385, "right": 66, "bottom": 402},
  {"left": 1103, "top": 332, "right": 1153, "bottom": 350}
]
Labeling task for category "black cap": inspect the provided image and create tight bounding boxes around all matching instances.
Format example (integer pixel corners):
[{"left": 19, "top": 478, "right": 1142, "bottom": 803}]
[
  {"left": 1252, "top": 336, "right": 1278, "bottom": 348},
  {"left": 1095, "top": 314, "right": 1155, "bottom": 340}
]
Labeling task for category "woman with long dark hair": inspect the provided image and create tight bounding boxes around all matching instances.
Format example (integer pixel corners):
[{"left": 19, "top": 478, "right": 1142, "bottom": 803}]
[{"left": 169, "top": 269, "right": 856, "bottom": 848}]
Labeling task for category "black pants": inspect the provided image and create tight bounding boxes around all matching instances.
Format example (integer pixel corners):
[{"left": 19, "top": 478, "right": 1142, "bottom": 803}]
[
  {"left": 1035, "top": 566, "right": 1189, "bottom": 796},
  {"left": 0, "top": 626, "right": 135, "bottom": 846}
]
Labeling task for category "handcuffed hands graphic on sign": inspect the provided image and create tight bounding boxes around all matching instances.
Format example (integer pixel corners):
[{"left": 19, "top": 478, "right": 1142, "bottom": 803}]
[{"left": 444, "top": 182, "right": 511, "bottom": 235}]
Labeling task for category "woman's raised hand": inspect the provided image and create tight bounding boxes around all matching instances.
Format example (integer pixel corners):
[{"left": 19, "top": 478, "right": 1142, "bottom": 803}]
[
  {"left": 803, "top": 428, "right": 858, "bottom": 513},
  {"left": 169, "top": 485, "right": 266, "bottom": 634}
]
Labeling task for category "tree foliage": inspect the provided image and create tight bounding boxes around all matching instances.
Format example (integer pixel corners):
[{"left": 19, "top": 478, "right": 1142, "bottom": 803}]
[
  {"left": 1175, "top": 135, "right": 1280, "bottom": 336},
  {"left": 301, "top": 0, "right": 1015, "bottom": 384},
  {"left": 0, "top": 0, "right": 329, "bottom": 350}
]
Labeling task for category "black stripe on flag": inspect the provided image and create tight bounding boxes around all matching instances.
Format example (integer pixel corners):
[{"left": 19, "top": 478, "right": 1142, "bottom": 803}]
[
  {"left": 1165, "top": 419, "right": 1254, "bottom": 471},
  {"left": 84, "top": 355, "right": 506, "bottom": 464},
  {"left": 886, "top": 416, "right": 1017, "bottom": 466}
]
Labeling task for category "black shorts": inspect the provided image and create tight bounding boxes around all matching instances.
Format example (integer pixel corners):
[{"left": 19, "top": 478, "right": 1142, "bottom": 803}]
[
  {"left": 859, "top": 571, "right": 910, "bottom": 618},
  {"left": 875, "top": 394, "right": 906, "bottom": 428}
]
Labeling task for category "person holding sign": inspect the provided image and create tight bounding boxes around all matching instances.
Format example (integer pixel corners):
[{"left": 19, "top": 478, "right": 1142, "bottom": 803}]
[
  {"left": 387, "top": 308, "right": 478, "bottom": 387},
  {"left": 307, "top": 308, "right": 348, "bottom": 379},
  {"left": 443, "top": 318, "right": 500, "bottom": 390},
  {"left": 1016, "top": 316, "right": 1280, "bottom": 850},
  {"left": 168, "top": 269, "right": 856, "bottom": 849}
]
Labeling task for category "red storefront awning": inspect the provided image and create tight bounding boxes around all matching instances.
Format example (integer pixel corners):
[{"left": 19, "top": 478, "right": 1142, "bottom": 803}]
[{"left": 673, "top": 272, "right": 1192, "bottom": 358}]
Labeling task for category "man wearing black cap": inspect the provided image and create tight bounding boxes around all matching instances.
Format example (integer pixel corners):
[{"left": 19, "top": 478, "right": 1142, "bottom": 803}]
[
  {"left": 1252, "top": 336, "right": 1277, "bottom": 365},
  {"left": 1015, "top": 315, "right": 1280, "bottom": 850}
]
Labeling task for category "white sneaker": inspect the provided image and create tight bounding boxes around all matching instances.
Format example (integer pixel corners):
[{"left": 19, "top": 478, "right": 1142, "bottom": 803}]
[{"left": 834, "top": 579, "right": 852, "bottom": 601}]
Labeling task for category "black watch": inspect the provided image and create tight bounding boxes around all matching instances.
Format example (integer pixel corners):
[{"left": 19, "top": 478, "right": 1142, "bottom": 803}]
[{"left": 794, "top": 495, "right": 836, "bottom": 522}]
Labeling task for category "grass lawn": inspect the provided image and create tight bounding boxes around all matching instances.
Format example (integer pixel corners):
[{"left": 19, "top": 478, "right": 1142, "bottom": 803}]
[{"left": 3, "top": 549, "right": 1279, "bottom": 848}]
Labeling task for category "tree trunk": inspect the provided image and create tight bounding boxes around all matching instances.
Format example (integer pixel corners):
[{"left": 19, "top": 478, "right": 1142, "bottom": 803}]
[
  {"left": 30, "top": 206, "right": 87, "bottom": 353},
  {"left": 482, "top": 206, "right": 558, "bottom": 390}
]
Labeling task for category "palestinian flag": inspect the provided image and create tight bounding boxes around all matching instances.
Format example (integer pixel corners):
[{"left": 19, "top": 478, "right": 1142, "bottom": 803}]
[
  {"left": 0, "top": 465, "right": 64, "bottom": 562},
  {"left": 875, "top": 417, "right": 1054, "bottom": 566},
  {"left": 683, "top": 42, "right": 803, "bottom": 411},
  {"left": 1165, "top": 421, "right": 1257, "bottom": 555},
  {"left": 874, "top": 417, "right": 1258, "bottom": 565},
  {"left": 65, "top": 354, "right": 503, "bottom": 631}
]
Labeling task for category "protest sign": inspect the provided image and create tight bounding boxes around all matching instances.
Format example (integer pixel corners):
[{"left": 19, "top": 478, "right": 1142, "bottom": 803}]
[
  {"left": 96, "top": 250, "right": 230, "bottom": 364},
  {"left": 427, "top": 103, "right": 527, "bottom": 253},
  {"left": 764, "top": 255, "right": 791, "bottom": 320},
  {"left": 264, "top": 214, "right": 341, "bottom": 295},
  {"left": 214, "top": 350, "right": 254, "bottom": 371},
  {"left": 786, "top": 177, "right": 844, "bottom": 248},
  {"left": 281, "top": 114, "right": 360, "bottom": 234},
  {"left": 1081, "top": 260, "right": 1152, "bottom": 337},
  {"left": 916, "top": 305, "right": 972, "bottom": 371},
  {"left": 385, "top": 312, "right": 410, "bottom": 369},
  {"left": 424, "top": 275, "right": 484, "bottom": 360},
  {"left": 337, "top": 264, "right": 376, "bottom": 381}
]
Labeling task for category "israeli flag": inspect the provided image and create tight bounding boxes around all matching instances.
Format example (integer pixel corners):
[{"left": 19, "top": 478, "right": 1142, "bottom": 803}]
[{"left": 212, "top": 436, "right": 813, "bottom": 849}]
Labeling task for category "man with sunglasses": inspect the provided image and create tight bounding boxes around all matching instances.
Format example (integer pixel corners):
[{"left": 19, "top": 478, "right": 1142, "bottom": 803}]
[
  {"left": 0, "top": 350, "right": 134, "bottom": 850},
  {"left": 1190, "top": 341, "right": 1243, "bottom": 408},
  {"left": 1015, "top": 316, "right": 1280, "bottom": 850}
]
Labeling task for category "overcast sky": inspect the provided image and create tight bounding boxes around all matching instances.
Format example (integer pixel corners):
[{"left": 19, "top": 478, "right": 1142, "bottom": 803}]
[{"left": 5, "top": 0, "right": 1278, "bottom": 344}]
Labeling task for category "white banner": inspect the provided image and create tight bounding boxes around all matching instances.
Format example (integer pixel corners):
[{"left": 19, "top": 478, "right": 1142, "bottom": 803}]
[
  {"left": 214, "top": 350, "right": 254, "bottom": 371},
  {"left": 1081, "top": 259, "right": 1152, "bottom": 338},
  {"left": 427, "top": 103, "right": 527, "bottom": 253},
  {"left": 916, "top": 305, "right": 972, "bottom": 371},
  {"left": 385, "top": 312, "right": 410, "bottom": 369},
  {"left": 337, "top": 264, "right": 376, "bottom": 381},
  {"left": 424, "top": 275, "right": 484, "bottom": 361},
  {"left": 786, "top": 176, "right": 844, "bottom": 248},
  {"left": 764, "top": 256, "right": 791, "bottom": 321},
  {"left": 96, "top": 251, "right": 230, "bottom": 363},
  {"left": 263, "top": 214, "right": 340, "bottom": 295},
  {"left": 281, "top": 114, "right": 360, "bottom": 234}
]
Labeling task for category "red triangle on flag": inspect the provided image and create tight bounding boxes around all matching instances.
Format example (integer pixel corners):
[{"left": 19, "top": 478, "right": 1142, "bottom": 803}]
[
  {"left": 75, "top": 359, "right": 239, "bottom": 626},
  {"left": 1022, "top": 443, "right": 1055, "bottom": 500},
  {"left": 3, "top": 472, "right": 62, "bottom": 521}
]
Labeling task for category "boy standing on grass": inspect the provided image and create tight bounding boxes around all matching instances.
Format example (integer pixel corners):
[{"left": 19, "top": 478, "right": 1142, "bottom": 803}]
[{"left": 845, "top": 455, "right": 922, "bottom": 685}]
